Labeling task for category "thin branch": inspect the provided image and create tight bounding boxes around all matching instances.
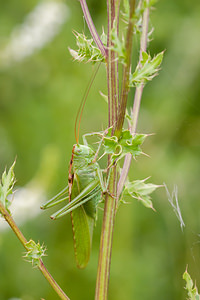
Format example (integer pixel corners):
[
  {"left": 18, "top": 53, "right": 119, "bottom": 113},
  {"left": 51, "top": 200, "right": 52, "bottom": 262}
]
[{"left": 0, "top": 202, "right": 70, "bottom": 300}]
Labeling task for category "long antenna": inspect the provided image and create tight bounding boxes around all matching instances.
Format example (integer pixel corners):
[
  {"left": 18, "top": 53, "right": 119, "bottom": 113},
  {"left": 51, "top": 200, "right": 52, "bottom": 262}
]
[{"left": 75, "top": 63, "right": 101, "bottom": 144}]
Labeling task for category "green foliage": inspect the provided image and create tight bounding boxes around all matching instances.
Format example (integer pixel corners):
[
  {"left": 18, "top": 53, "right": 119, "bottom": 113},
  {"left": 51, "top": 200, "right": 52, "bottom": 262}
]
[
  {"left": 24, "top": 240, "right": 46, "bottom": 268},
  {"left": 0, "top": 160, "right": 16, "bottom": 213},
  {"left": 103, "top": 128, "right": 146, "bottom": 164},
  {"left": 69, "top": 31, "right": 106, "bottom": 63},
  {"left": 129, "top": 51, "right": 164, "bottom": 87},
  {"left": 183, "top": 269, "right": 200, "bottom": 300},
  {"left": 124, "top": 178, "right": 160, "bottom": 210}
]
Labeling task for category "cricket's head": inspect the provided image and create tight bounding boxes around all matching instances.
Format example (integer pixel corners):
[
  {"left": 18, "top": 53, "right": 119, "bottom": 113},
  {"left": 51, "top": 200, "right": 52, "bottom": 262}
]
[{"left": 72, "top": 144, "right": 95, "bottom": 168}]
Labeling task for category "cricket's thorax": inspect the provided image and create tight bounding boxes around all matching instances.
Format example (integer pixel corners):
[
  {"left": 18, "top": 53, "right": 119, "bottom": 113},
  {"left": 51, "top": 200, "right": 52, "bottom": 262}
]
[
  {"left": 72, "top": 144, "right": 96, "bottom": 169},
  {"left": 68, "top": 144, "right": 98, "bottom": 196}
]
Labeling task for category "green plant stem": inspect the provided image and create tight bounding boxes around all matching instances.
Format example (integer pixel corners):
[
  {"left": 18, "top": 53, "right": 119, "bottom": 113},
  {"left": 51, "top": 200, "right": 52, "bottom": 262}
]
[
  {"left": 95, "top": 167, "right": 117, "bottom": 300},
  {"left": 117, "top": 0, "right": 150, "bottom": 200},
  {"left": 95, "top": 1, "right": 119, "bottom": 299},
  {"left": 0, "top": 202, "right": 70, "bottom": 300}
]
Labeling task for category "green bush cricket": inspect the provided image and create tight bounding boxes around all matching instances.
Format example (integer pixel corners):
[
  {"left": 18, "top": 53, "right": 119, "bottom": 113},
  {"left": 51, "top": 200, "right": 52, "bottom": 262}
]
[{"left": 41, "top": 65, "right": 108, "bottom": 268}]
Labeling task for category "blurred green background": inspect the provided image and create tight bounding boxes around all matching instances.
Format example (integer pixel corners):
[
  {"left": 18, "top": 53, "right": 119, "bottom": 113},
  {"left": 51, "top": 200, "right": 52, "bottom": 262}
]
[{"left": 0, "top": 0, "right": 200, "bottom": 299}]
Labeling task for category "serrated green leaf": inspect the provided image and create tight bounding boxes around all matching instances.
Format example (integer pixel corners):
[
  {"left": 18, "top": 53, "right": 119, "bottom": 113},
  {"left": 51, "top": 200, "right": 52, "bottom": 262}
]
[
  {"left": 103, "top": 129, "right": 146, "bottom": 164},
  {"left": 0, "top": 160, "right": 16, "bottom": 212},
  {"left": 124, "top": 178, "right": 160, "bottom": 210},
  {"left": 130, "top": 51, "right": 164, "bottom": 87}
]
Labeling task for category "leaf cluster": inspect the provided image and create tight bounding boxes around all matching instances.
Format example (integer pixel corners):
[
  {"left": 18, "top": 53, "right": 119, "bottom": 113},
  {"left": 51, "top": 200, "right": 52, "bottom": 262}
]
[
  {"left": 69, "top": 1, "right": 164, "bottom": 90},
  {"left": 24, "top": 240, "right": 46, "bottom": 267},
  {"left": 69, "top": 31, "right": 106, "bottom": 63},
  {"left": 124, "top": 178, "right": 160, "bottom": 210},
  {"left": 103, "top": 128, "right": 146, "bottom": 165}
]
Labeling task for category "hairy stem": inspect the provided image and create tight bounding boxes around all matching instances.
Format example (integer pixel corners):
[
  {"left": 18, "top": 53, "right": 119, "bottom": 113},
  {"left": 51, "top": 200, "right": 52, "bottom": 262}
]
[
  {"left": 0, "top": 202, "right": 70, "bottom": 300},
  {"left": 117, "top": 0, "right": 150, "bottom": 199}
]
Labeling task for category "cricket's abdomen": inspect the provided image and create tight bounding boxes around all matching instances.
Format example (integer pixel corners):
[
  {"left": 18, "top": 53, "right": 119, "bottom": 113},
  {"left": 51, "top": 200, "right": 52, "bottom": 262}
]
[{"left": 69, "top": 168, "right": 101, "bottom": 268}]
